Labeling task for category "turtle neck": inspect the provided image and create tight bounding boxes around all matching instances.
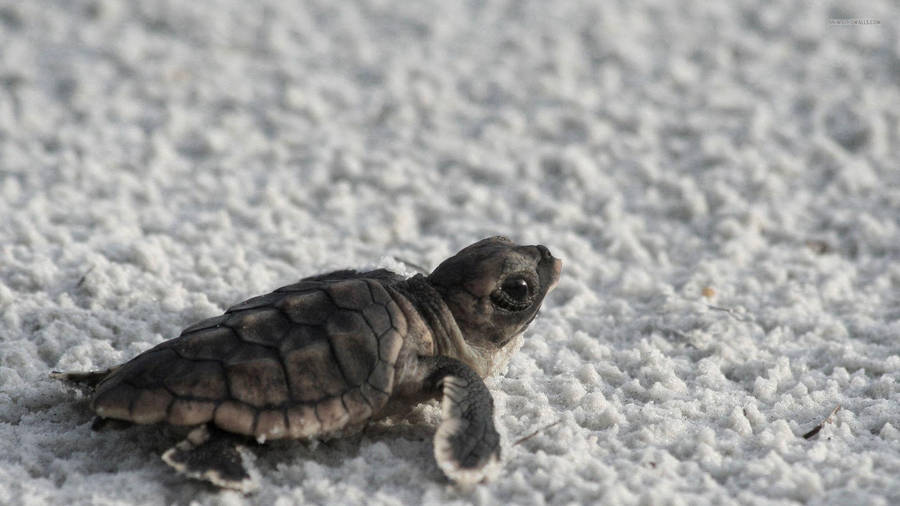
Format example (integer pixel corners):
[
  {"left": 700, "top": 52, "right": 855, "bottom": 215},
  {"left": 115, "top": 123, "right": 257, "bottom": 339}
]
[{"left": 390, "top": 274, "right": 488, "bottom": 376}]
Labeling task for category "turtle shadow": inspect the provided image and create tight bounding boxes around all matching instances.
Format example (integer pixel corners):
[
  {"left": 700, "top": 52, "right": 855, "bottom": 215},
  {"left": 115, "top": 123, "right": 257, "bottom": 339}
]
[
  {"left": 246, "top": 401, "right": 444, "bottom": 480},
  {"left": 45, "top": 379, "right": 446, "bottom": 491},
  {"left": 38, "top": 380, "right": 184, "bottom": 469},
  {"left": 13, "top": 383, "right": 188, "bottom": 497},
  {"left": 146, "top": 420, "right": 444, "bottom": 498},
  {"left": 250, "top": 418, "right": 438, "bottom": 471}
]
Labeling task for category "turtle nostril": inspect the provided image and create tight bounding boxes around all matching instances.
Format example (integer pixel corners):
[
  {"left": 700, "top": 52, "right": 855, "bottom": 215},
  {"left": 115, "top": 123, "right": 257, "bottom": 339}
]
[{"left": 536, "top": 245, "right": 552, "bottom": 260}]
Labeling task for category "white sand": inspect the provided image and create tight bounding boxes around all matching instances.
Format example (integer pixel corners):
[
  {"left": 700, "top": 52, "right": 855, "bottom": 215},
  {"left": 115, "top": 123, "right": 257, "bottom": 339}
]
[{"left": 1, "top": 1, "right": 899, "bottom": 504}]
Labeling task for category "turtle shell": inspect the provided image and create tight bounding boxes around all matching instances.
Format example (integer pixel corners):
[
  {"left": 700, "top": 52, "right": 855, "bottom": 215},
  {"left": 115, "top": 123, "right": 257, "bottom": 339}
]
[{"left": 91, "top": 273, "right": 409, "bottom": 442}]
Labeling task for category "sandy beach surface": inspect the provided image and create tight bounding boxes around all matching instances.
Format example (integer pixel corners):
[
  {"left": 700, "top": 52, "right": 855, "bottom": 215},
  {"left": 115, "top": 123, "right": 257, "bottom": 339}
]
[{"left": 1, "top": 1, "right": 898, "bottom": 504}]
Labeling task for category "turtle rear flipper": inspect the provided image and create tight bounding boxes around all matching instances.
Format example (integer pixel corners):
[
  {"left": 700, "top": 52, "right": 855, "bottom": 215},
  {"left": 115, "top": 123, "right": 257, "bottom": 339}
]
[
  {"left": 50, "top": 367, "right": 119, "bottom": 388},
  {"left": 162, "top": 425, "right": 259, "bottom": 493},
  {"left": 427, "top": 357, "right": 502, "bottom": 486}
]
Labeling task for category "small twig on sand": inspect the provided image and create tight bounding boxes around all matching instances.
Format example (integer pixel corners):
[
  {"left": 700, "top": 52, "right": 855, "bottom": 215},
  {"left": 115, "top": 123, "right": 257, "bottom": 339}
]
[
  {"left": 661, "top": 327, "right": 690, "bottom": 340},
  {"left": 803, "top": 405, "right": 841, "bottom": 439},
  {"left": 706, "top": 304, "right": 750, "bottom": 322},
  {"left": 76, "top": 266, "right": 95, "bottom": 288},
  {"left": 513, "top": 420, "right": 562, "bottom": 446}
]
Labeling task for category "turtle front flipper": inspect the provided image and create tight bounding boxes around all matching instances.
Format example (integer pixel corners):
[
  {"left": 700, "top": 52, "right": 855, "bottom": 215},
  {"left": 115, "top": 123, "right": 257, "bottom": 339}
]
[
  {"left": 426, "top": 357, "right": 502, "bottom": 486},
  {"left": 162, "top": 425, "right": 258, "bottom": 493}
]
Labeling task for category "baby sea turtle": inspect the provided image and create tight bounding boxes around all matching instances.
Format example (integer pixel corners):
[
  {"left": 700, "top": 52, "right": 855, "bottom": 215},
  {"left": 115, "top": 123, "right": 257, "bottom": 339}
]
[{"left": 53, "top": 237, "right": 561, "bottom": 491}]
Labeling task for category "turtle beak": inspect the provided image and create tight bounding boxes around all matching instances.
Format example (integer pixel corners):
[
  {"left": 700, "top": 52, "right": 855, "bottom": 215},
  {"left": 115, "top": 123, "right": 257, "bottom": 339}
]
[{"left": 533, "top": 244, "right": 562, "bottom": 292}]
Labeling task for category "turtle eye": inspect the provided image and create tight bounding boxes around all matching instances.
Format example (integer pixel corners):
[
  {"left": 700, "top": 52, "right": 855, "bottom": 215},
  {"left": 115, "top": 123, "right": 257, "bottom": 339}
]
[
  {"left": 502, "top": 277, "right": 530, "bottom": 301},
  {"left": 491, "top": 275, "right": 534, "bottom": 311}
]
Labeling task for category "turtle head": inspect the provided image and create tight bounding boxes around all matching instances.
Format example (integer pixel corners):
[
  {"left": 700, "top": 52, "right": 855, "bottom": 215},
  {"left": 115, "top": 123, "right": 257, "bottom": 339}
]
[{"left": 428, "top": 236, "right": 562, "bottom": 354}]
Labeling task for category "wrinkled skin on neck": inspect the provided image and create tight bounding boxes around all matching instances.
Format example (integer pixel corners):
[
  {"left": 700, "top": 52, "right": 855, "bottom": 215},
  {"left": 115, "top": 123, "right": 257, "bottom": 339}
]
[{"left": 425, "top": 236, "right": 562, "bottom": 377}]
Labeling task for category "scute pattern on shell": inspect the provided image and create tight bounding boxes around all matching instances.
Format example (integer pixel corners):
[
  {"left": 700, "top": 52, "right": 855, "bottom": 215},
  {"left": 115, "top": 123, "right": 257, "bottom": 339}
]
[{"left": 91, "top": 275, "right": 408, "bottom": 441}]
